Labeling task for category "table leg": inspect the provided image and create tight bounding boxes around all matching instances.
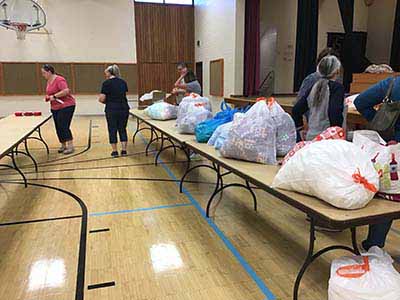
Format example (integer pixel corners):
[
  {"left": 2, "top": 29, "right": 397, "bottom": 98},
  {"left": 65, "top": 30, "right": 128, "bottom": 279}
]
[
  {"left": 5, "top": 151, "right": 28, "bottom": 188},
  {"left": 293, "top": 218, "right": 360, "bottom": 300}
]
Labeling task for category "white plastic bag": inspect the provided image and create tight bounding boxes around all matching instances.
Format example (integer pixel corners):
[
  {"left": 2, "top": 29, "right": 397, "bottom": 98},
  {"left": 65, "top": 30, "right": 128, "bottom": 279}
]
[
  {"left": 144, "top": 102, "right": 178, "bottom": 120},
  {"left": 273, "top": 140, "right": 379, "bottom": 209},
  {"left": 353, "top": 130, "right": 400, "bottom": 202},
  {"left": 220, "top": 100, "right": 277, "bottom": 164},
  {"left": 176, "top": 93, "right": 212, "bottom": 134},
  {"left": 275, "top": 112, "right": 296, "bottom": 156},
  {"left": 329, "top": 247, "right": 400, "bottom": 300}
]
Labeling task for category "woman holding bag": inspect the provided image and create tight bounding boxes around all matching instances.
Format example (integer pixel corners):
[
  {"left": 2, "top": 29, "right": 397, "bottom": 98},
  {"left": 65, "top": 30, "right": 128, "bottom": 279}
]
[{"left": 355, "top": 77, "right": 400, "bottom": 251}]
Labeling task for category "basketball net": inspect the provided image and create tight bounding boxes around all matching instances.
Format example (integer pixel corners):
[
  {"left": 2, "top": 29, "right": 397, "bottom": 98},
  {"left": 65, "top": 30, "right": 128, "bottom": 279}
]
[{"left": 10, "top": 22, "right": 28, "bottom": 40}]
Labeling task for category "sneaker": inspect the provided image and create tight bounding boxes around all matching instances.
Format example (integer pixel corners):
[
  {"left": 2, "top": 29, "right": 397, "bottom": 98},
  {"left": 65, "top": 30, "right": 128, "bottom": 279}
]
[
  {"left": 58, "top": 146, "right": 66, "bottom": 153},
  {"left": 63, "top": 148, "right": 75, "bottom": 155},
  {"left": 111, "top": 151, "right": 119, "bottom": 157},
  {"left": 121, "top": 150, "right": 127, "bottom": 156}
]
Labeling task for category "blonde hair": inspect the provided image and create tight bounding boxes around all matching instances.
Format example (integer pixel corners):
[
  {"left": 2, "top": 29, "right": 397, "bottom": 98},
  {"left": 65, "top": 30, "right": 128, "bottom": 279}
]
[{"left": 105, "top": 64, "right": 121, "bottom": 77}]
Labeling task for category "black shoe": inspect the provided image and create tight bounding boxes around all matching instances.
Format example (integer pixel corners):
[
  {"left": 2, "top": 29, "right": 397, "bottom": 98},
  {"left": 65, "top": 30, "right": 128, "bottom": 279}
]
[
  {"left": 121, "top": 150, "right": 127, "bottom": 156},
  {"left": 111, "top": 151, "right": 119, "bottom": 157}
]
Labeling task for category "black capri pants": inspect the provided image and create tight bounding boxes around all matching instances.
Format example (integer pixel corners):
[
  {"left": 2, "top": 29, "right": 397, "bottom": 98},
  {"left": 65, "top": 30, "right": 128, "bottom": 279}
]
[
  {"left": 51, "top": 105, "right": 75, "bottom": 143},
  {"left": 105, "top": 110, "right": 129, "bottom": 144}
]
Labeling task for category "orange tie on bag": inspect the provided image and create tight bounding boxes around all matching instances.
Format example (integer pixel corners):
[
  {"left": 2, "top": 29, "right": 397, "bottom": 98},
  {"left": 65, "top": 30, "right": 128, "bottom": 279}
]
[
  {"left": 352, "top": 169, "right": 378, "bottom": 193},
  {"left": 336, "top": 256, "right": 370, "bottom": 278}
]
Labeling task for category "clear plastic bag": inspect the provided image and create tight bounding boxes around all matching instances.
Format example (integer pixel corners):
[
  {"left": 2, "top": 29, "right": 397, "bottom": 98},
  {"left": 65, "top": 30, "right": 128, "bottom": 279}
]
[
  {"left": 145, "top": 102, "right": 178, "bottom": 120},
  {"left": 220, "top": 100, "right": 277, "bottom": 164}
]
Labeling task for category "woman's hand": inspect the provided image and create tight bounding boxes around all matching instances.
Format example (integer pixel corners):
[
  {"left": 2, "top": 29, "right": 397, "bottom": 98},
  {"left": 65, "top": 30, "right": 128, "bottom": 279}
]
[{"left": 98, "top": 94, "right": 106, "bottom": 104}]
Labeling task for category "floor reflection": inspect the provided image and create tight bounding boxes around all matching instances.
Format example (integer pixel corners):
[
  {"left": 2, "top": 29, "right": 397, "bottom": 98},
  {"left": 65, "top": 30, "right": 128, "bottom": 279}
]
[
  {"left": 150, "top": 243, "right": 184, "bottom": 274},
  {"left": 28, "top": 258, "right": 66, "bottom": 291}
]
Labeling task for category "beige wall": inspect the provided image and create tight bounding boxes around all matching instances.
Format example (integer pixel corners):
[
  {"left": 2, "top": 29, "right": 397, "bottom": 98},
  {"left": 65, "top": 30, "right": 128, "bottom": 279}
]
[
  {"left": 0, "top": 0, "right": 136, "bottom": 63},
  {"left": 366, "top": 0, "right": 397, "bottom": 64},
  {"left": 194, "top": 0, "right": 245, "bottom": 103}
]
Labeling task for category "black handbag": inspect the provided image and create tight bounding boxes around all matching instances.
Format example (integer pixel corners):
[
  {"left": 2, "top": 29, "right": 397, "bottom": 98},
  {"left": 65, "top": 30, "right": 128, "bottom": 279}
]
[{"left": 367, "top": 77, "right": 400, "bottom": 141}]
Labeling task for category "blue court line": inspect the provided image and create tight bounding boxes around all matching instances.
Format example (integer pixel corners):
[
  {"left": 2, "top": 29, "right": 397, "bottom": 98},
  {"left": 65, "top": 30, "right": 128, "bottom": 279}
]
[
  {"left": 138, "top": 134, "right": 276, "bottom": 300},
  {"left": 90, "top": 203, "right": 193, "bottom": 217}
]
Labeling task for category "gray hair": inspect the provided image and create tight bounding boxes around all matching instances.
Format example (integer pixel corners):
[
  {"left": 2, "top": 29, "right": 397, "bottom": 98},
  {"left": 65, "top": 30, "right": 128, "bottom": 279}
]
[
  {"left": 105, "top": 64, "right": 121, "bottom": 77},
  {"left": 312, "top": 55, "right": 341, "bottom": 107}
]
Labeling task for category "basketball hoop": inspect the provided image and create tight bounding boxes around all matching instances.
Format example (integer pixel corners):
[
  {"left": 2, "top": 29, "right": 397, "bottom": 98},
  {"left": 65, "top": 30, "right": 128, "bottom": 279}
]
[{"left": 11, "top": 22, "right": 27, "bottom": 40}]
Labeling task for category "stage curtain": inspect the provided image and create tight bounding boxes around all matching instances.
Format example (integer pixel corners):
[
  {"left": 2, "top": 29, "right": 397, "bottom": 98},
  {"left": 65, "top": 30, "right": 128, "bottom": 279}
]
[
  {"left": 293, "top": 0, "right": 319, "bottom": 92},
  {"left": 243, "top": 0, "right": 260, "bottom": 96}
]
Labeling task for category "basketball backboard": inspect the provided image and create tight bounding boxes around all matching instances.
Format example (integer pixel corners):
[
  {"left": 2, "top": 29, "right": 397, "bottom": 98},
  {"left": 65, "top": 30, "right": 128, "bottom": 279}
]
[{"left": 0, "top": 0, "right": 46, "bottom": 39}]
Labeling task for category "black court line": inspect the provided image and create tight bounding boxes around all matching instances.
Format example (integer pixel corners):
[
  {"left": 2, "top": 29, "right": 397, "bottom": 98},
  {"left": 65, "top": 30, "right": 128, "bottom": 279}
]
[
  {"left": 1, "top": 181, "right": 88, "bottom": 300},
  {"left": 89, "top": 228, "right": 110, "bottom": 234},
  {"left": 87, "top": 281, "right": 116, "bottom": 290},
  {"left": 0, "top": 119, "right": 93, "bottom": 171},
  {"left": 1, "top": 177, "right": 219, "bottom": 187},
  {"left": 4, "top": 160, "right": 192, "bottom": 176},
  {"left": 0, "top": 214, "right": 82, "bottom": 227}
]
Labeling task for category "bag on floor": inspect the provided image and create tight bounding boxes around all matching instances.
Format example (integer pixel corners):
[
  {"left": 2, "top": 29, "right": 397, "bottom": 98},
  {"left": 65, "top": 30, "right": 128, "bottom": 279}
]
[
  {"left": 144, "top": 102, "right": 178, "bottom": 120},
  {"left": 328, "top": 247, "right": 400, "bottom": 300},
  {"left": 353, "top": 130, "right": 400, "bottom": 202},
  {"left": 176, "top": 93, "right": 212, "bottom": 133},
  {"left": 195, "top": 102, "right": 248, "bottom": 143},
  {"left": 273, "top": 140, "right": 379, "bottom": 209},
  {"left": 281, "top": 127, "right": 346, "bottom": 165},
  {"left": 220, "top": 99, "right": 277, "bottom": 164}
]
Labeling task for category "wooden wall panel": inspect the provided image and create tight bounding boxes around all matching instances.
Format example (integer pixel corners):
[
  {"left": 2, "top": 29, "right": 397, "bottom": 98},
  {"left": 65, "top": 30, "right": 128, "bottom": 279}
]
[
  {"left": 166, "top": 5, "right": 194, "bottom": 63},
  {"left": 74, "top": 64, "right": 105, "bottom": 94},
  {"left": 135, "top": 3, "right": 167, "bottom": 63},
  {"left": 119, "top": 64, "right": 138, "bottom": 94},
  {"left": 210, "top": 59, "right": 224, "bottom": 97},
  {"left": 3, "top": 63, "right": 38, "bottom": 95},
  {"left": 40, "top": 63, "right": 73, "bottom": 93},
  {"left": 0, "top": 62, "right": 137, "bottom": 95},
  {"left": 135, "top": 2, "right": 195, "bottom": 100}
]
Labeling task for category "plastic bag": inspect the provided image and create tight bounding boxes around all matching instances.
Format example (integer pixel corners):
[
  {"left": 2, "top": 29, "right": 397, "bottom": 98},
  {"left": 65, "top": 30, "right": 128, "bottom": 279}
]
[
  {"left": 329, "top": 247, "right": 400, "bottom": 300},
  {"left": 176, "top": 93, "right": 212, "bottom": 134},
  {"left": 275, "top": 112, "right": 296, "bottom": 156},
  {"left": 353, "top": 130, "right": 400, "bottom": 202},
  {"left": 195, "top": 102, "right": 245, "bottom": 143},
  {"left": 144, "top": 102, "right": 178, "bottom": 120},
  {"left": 220, "top": 100, "right": 277, "bottom": 164},
  {"left": 281, "top": 127, "right": 346, "bottom": 165},
  {"left": 208, "top": 121, "right": 233, "bottom": 150},
  {"left": 273, "top": 140, "right": 379, "bottom": 209}
]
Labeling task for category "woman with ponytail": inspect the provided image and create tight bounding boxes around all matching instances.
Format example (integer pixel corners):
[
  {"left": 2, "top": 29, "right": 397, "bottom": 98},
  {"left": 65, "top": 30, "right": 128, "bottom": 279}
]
[
  {"left": 292, "top": 55, "right": 344, "bottom": 141},
  {"left": 98, "top": 64, "right": 130, "bottom": 157}
]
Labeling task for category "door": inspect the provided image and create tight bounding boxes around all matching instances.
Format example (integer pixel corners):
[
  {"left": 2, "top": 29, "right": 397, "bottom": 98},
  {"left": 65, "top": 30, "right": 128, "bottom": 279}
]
[{"left": 195, "top": 61, "right": 203, "bottom": 95}]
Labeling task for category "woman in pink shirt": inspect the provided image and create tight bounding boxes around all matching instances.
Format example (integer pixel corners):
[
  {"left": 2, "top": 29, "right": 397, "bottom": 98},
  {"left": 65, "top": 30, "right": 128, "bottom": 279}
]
[{"left": 41, "top": 64, "right": 76, "bottom": 154}]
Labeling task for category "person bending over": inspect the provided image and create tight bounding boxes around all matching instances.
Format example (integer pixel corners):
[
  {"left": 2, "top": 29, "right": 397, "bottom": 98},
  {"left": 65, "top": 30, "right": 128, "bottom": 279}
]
[
  {"left": 292, "top": 55, "right": 344, "bottom": 141},
  {"left": 98, "top": 64, "right": 130, "bottom": 157},
  {"left": 355, "top": 76, "right": 400, "bottom": 251},
  {"left": 42, "top": 64, "right": 76, "bottom": 154}
]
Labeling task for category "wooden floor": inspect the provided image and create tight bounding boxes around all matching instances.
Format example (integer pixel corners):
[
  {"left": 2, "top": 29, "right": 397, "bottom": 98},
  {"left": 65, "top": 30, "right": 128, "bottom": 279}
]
[{"left": 0, "top": 115, "right": 399, "bottom": 300}]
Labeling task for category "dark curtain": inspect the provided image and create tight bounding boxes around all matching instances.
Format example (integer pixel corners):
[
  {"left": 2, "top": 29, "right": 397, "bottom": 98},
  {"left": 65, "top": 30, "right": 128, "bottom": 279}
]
[
  {"left": 338, "top": 0, "right": 354, "bottom": 33},
  {"left": 243, "top": 0, "right": 260, "bottom": 96},
  {"left": 337, "top": 0, "right": 354, "bottom": 91},
  {"left": 391, "top": 0, "right": 400, "bottom": 71},
  {"left": 293, "top": 0, "right": 319, "bottom": 92}
]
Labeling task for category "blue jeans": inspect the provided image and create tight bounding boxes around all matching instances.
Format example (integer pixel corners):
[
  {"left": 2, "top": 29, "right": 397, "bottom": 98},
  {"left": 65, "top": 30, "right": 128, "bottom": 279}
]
[
  {"left": 362, "top": 221, "right": 393, "bottom": 249},
  {"left": 51, "top": 105, "right": 75, "bottom": 143}
]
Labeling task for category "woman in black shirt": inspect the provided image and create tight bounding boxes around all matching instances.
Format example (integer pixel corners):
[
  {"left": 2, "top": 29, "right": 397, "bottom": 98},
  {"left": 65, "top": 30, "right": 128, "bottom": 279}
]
[{"left": 98, "top": 65, "right": 130, "bottom": 157}]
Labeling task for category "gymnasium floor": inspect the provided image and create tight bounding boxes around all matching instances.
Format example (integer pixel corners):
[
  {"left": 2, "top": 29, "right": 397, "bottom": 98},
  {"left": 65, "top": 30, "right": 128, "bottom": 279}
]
[{"left": 0, "top": 115, "right": 399, "bottom": 300}]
